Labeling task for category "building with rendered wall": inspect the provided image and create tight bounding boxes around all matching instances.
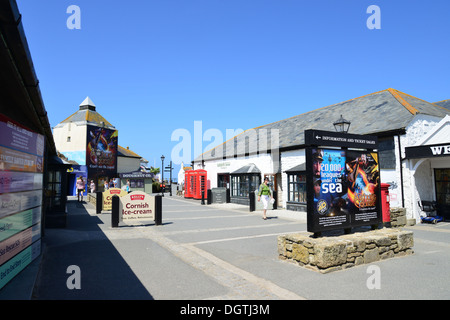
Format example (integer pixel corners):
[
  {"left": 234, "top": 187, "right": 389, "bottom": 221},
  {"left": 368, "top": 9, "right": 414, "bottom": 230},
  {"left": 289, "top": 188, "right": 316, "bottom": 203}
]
[
  {"left": 53, "top": 97, "right": 118, "bottom": 195},
  {"left": 194, "top": 88, "right": 450, "bottom": 222}
]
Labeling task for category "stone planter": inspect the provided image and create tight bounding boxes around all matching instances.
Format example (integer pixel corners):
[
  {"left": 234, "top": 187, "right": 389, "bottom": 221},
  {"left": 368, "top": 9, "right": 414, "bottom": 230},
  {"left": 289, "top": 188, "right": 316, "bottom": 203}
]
[{"left": 278, "top": 228, "right": 414, "bottom": 273}]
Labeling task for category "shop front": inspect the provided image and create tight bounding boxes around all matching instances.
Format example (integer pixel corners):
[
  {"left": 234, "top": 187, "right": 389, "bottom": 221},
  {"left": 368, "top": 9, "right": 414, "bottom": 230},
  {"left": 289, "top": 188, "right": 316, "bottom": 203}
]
[
  {"left": 284, "top": 163, "right": 307, "bottom": 212},
  {"left": 406, "top": 145, "right": 450, "bottom": 221},
  {"left": 405, "top": 115, "right": 450, "bottom": 221},
  {"left": 230, "top": 164, "right": 261, "bottom": 205},
  {"left": 119, "top": 171, "right": 155, "bottom": 194}
]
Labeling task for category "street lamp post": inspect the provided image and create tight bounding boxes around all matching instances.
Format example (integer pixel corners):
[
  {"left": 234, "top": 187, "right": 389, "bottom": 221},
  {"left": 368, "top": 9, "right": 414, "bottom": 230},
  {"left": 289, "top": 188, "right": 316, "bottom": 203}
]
[
  {"left": 333, "top": 115, "right": 351, "bottom": 133},
  {"left": 161, "top": 155, "right": 165, "bottom": 197}
]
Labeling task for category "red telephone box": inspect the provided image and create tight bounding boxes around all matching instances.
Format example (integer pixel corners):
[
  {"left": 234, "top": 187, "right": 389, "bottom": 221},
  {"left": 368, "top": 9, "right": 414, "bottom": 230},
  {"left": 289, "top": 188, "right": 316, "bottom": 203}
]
[
  {"left": 185, "top": 169, "right": 208, "bottom": 200},
  {"left": 191, "top": 170, "right": 198, "bottom": 199},
  {"left": 380, "top": 183, "right": 391, "bottom": 224},
  {"left": 184, "top": 170, "right": 193, "bottom": 198},
  {"left": 193, "top": 169, "right": 207, "bottom": 200}
]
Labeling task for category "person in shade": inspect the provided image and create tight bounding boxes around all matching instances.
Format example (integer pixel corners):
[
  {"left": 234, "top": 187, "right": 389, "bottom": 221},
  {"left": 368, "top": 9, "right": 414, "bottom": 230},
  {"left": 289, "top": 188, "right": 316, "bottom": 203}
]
[{"left": 76, "top": 176, "right": 85, "bottom": 202}]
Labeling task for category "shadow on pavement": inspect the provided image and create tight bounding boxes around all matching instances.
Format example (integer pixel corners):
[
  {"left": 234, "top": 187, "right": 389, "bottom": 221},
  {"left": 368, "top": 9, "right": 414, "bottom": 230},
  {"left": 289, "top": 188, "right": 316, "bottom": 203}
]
[{"left": 33, "top": 200, "right": 153, "bottom": 300}]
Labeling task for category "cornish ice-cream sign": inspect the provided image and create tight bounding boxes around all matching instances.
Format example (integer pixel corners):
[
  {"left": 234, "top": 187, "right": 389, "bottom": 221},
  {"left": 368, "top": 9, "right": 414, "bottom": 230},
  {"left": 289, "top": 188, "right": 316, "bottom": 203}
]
[{"left": 119, "top": 191, "right": 154, "bottom": 222}]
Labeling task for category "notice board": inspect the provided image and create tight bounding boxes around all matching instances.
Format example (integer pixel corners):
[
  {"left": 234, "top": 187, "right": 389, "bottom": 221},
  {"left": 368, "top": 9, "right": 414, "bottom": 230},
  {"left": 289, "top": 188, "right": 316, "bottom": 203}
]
[
  {"left": 0, "top": 114, "right": 43, "bottom": 289},
  {"left": 305, "top": 130, "right": 382, "bottom": 234}
]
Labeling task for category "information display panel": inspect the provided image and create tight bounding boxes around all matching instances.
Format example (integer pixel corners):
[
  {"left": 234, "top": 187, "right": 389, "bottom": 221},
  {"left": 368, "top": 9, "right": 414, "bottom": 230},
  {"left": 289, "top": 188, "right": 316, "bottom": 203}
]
[
  {"left": 305, "top": 130, "right": 381, "bottom": 234},
  {"left": 0, "top": 113, "right": 44, "bottom": 290}
]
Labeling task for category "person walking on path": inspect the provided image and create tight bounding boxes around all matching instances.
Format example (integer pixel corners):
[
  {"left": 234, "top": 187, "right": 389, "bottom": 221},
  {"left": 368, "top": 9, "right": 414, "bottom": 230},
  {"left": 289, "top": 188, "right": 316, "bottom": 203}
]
[
  {"left": 76, "top": 176, "right": 85, "bottom": 202},
  {"left": 257, "top": 177, "right": 272, "bottom": 220},
  {"left": 90, "top": 180, "right": 96, "bottom": 193}
]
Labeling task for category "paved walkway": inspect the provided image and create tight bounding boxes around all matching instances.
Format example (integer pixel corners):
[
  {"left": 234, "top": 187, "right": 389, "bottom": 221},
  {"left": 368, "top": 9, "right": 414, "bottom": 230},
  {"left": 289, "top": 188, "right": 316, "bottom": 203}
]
[{"left": 3, "top": 195, "right": 450, "bottom": 300}]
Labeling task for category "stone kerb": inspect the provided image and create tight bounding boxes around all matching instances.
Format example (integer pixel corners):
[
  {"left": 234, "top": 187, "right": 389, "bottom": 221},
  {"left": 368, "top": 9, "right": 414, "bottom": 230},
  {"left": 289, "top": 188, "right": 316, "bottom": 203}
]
[{"left": 278, "top": 228, "right": 414, "bottom": 273}]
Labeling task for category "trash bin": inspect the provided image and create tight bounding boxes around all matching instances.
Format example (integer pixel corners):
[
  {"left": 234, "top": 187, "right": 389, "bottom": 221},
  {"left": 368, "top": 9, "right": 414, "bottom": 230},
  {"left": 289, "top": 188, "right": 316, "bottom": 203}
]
[{"left": 380, "top": 183, "right": 391, "bottom": 225}]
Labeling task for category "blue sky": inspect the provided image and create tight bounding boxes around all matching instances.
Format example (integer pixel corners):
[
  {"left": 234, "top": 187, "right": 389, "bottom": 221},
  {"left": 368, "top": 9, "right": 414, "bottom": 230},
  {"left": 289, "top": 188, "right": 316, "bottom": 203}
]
[{"left": 17, "top": 0, "right": 450, "bottom": 176}]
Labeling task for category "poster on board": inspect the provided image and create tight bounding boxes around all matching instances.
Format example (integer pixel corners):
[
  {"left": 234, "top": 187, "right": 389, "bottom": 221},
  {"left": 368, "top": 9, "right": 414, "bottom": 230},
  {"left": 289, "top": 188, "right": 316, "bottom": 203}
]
[
  {"left": 344, "top": 150, "right": 381, "bottom": 227},
  {"left": 306, "top": 135, "right": 381, "bottom": 234},
  {"left": 310, "top": 148, "right": 349, "bottom": 231},
  {"left": 86, "top": 125, "right": 118, "bottom": 176}
]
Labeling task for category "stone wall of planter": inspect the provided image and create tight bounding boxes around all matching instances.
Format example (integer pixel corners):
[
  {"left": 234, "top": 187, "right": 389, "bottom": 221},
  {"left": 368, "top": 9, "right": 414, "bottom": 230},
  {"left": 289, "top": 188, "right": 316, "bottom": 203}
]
[
  {"left": 390, "top": 208, "right": 407, "bottom": 227},
  {"left": 278, "top": 228, "right": 414, "bottom": 273}
]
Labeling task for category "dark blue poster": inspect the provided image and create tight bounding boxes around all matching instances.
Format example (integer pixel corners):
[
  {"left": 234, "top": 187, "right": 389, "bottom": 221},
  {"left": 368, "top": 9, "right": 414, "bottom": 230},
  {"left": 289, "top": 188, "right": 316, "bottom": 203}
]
[{"left": 312, "top": 148, "right": 349, "bottom": 229}]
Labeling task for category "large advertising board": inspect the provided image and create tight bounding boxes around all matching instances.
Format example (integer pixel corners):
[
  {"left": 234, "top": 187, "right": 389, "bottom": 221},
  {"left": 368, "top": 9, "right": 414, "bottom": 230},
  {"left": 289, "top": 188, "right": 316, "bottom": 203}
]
[
  {"left": 86, "top": 125, "right": 118, "bottom": 176},
  {"left": 305, "top": 130, "right": 381, "bottom": 234}
]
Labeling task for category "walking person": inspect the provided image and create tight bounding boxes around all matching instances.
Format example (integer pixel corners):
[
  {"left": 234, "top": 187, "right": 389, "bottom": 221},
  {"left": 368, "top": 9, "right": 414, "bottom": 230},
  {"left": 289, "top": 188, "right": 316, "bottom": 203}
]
[
  {"left": 76, "top": 176, "right": 85, "bottom": 202},
  {"left": 90, "top": 180, "right": 96, "bottom": 193},
  {"left": 257, "top": 177, "right": 272, "bottom": 220}
]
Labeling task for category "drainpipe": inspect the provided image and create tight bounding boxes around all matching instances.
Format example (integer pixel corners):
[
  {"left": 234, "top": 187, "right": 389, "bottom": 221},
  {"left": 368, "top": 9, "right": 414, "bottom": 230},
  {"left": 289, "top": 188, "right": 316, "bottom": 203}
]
[{"left": 397, "top": 135, "right": 405, "bottom": 208}]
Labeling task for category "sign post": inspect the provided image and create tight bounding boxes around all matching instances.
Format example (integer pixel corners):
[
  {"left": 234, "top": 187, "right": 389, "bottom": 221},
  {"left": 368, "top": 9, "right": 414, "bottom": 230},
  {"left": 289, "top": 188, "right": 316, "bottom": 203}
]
[{"left": 305, "top": 130, "right": 381, "bottom": 236}]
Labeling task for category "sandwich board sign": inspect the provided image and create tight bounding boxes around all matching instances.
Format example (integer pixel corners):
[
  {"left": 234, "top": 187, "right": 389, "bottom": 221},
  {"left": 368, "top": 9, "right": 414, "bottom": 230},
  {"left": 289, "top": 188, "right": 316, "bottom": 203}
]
[
  {"left": 119, "top": 191, "right": 155, "bottom": 222},
  {"left": 103, "top": 188, "right": 128, "bottom": 211}
]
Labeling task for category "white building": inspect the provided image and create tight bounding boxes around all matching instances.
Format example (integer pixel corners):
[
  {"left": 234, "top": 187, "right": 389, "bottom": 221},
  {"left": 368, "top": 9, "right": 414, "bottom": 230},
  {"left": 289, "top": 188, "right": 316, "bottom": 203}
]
[
  {"left": 53, "top": 97, "right": 153, "bottom": 193},
  {"left": 194, "top": 88, "right": 450, "bottom": 222}
]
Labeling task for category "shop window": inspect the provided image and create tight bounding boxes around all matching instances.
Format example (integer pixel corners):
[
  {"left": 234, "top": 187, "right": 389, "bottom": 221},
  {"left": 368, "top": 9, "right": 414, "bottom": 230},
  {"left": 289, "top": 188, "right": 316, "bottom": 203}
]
[
  {"left": 46, "top": 170, "right": 63, "bottom": 210},
  {"left": 287, "top": 173, "right": 307, "bottom": 203},
  {"left": 218, "top": 173, "right": 230, "bottom": 188},
  {"left": 231, "top": 174, "right": 260, "bottom": 198}
]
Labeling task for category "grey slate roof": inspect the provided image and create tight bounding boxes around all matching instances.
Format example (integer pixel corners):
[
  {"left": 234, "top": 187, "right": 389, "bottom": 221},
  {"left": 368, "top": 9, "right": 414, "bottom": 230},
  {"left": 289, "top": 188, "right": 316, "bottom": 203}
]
[
  {"left": 434, "top": 100, "right": 450, "bottom": 111},
  {"left": 196, "top": 88, "right": 450, "bottom": 162},
  {"left": 54, "top": 97, "right": 115, "bottom": 129}
]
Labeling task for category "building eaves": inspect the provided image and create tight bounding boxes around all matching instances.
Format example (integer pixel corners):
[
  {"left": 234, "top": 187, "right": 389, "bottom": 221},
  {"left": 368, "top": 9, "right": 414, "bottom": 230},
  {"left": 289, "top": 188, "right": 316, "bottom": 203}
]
[{"left": 118, "top": 145, "right": 141, "bottom": 158}]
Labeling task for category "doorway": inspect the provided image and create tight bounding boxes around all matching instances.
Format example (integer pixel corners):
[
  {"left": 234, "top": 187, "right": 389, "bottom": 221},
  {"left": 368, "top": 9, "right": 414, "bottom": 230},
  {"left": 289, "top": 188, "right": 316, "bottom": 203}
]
[{"left": 435, "top": 168, "right": 450, "bottom": 220}]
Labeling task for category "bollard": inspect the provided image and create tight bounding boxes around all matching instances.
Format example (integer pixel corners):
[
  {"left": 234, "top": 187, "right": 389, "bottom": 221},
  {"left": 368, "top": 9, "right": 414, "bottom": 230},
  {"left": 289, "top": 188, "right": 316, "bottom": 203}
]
[
  {"left": 207, "top": 189, "right": 212, "bottom": 205},
  {"left": 272, "top": 191, "right": 277, "bottom": 210},
  {"left": 111, "top": 195, "right": 120, "bottom": 228},
  {"left": 226, "top": 188, "right": 230, "bottom": 203},
  {"left": 249, "top": 191, "right": 255, "bottom": 212},
  {"left": 155, "top": 195, "right": 162, "bottom": 226},
  {"left": 96, "top": 191, "right": 102, "bottom": 214},
  {"left": 201, "top": 191, "right": 205, "bottom": 205}
]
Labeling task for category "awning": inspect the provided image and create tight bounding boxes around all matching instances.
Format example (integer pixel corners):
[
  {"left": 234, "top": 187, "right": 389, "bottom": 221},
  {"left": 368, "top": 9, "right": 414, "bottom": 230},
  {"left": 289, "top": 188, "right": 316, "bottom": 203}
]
[
  {"left": 285, "top": 163, "right": 306, "bottom": 173},
  {"left": 231, "top": 163, "right": 261, "bottom": 175}
]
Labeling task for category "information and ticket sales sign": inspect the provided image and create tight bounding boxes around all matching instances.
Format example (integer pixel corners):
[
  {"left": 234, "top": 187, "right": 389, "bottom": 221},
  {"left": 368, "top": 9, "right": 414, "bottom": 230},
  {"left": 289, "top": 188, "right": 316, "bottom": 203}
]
[{"left": 119, "top": 191, "right": 155, "bottom": 222}]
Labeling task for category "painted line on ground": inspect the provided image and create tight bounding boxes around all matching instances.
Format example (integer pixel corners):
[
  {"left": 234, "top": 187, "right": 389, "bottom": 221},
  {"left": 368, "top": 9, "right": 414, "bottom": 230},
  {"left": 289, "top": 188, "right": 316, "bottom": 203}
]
[{"left": 186, "top": 230, "right": 307, "bottom": 245}]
